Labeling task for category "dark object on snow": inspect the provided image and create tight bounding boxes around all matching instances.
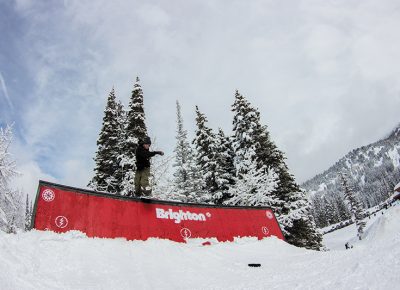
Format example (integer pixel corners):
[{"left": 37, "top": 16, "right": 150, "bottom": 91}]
[
  {"left": 248, "top": 264, "right": 261, "bottom": 267},
  {"left": 392, "top": 192, "right": 400, "bottom": 203},
  {"left": 345, "top": 242, "right": 354, "bottom": 249}
]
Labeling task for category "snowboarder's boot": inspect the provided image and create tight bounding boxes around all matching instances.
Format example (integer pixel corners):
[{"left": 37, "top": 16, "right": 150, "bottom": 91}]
[{"left": 141, "top": 186, "right": 152, "bottom": 197}]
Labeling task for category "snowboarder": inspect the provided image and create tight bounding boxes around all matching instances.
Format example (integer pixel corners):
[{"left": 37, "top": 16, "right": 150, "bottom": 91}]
[{"left": 134, "top": 136, "right": 164, "bottom": 197}]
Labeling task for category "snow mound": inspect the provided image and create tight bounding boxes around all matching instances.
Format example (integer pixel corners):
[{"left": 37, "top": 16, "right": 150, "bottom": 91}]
[{"left": 1, "top": 205, "right": 400, "bottom": 289}]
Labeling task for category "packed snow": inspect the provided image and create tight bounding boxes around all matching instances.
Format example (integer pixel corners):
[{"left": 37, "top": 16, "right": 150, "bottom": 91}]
[{"left": 1, "top": 204, "right": 399, "bottom": 290}]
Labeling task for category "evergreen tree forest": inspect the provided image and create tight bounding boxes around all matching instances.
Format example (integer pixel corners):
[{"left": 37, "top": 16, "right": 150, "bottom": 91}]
[{"left": 89, "top": 80, "right": 322, "bottom": 250}]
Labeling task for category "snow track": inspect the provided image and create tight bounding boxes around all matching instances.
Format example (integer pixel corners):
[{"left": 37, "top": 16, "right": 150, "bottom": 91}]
[{"left": 1, "top": 206, "right": 400, "bottom": 290}]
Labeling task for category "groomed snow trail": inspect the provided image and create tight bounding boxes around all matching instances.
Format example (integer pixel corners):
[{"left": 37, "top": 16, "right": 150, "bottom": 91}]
[{"left": 1, "top": 206, "right": 399, "bottom": 290}]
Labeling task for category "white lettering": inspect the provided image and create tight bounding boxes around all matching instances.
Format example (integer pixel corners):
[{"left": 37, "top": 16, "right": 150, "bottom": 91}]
[{"left": 155, "top": 208, "right": 208, "bottom": 223}]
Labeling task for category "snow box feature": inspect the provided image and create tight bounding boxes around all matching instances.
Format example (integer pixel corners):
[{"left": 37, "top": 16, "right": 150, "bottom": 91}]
[{"left": 31, "top": 181, "right": 285, "bottom": 243}]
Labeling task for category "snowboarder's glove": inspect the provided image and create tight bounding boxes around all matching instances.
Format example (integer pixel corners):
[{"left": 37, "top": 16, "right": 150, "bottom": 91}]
[{"left": 155, "top": 151, "right": 164, "bottom": 156}]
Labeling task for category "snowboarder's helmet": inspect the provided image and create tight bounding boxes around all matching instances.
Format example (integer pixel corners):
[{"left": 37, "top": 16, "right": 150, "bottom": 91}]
[{"left": 143, "top": 136, "right": 151, "bottom": 145}]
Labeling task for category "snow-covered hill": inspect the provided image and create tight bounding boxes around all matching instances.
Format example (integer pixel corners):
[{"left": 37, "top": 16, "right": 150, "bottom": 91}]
[
  {"left": 303, "top": 124, "right": 400, "bottom": 205},
  {"left": 305, "top": 124, "right": 400, "bottom": 201},
  {"left": 1, "top": 204, "right": 399, "bottom": 290},
  {"left": 302, "top": 124, "right": 400, "bottom": 227}
]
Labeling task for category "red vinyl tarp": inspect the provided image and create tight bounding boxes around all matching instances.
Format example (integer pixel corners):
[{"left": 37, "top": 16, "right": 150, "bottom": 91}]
[{"left": 32, "top": 181, "right": 285, "bottom": 243}]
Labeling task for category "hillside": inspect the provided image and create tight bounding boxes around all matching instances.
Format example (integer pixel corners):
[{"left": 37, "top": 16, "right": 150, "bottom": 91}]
[{"left": 302, "top": 124, "right": 400, "bottom": 227}]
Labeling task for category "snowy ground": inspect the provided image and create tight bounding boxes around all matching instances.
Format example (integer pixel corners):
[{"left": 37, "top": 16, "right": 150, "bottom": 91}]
[{"left": 1, "top": 205, "right": 399, "bottom": 290}]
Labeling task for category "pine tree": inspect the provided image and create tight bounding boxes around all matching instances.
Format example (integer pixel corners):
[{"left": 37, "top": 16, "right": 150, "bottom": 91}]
[
  {"left": 24, "top": 194, "right": 31, "bottom": 231},
  {"left": 231, "top": 90, "right": 322, "bottom": 249},
  {"left": 6, "top": 216, "right": 16, "bottom": 234},
  {"left": 120, "top": 77, "right": 148, "bottom": 195},
  {"left": 339, "top": 172, "right": 366, "bottom": 240},
  {"left": 89, "top": 88, "right": 120, "bottom": 193},
  {"left": 192, "top": 106, "right": 218, "bottom": 202},
  {"left": 213, "top": 128, "right": 235, "bottom": 204},
  {"left": 114, "top": 100, "right": 127, "bottom": 193},
  {"left": 126, "top": 77, "right": 148, "bottom": 141},
  {"left": 278, "top": 190, "right": 323, "bottom": 250},
  {"left": 231, "top": 90, "right": 259, "bottom": 175},
  {"left": 225, "top": 146, "right": 281, "bottom": 209},
  {"left": 324, "top": 197, "right": 337, "bottom": 225},
  {"left": 171, "top": 101, "right": 197, "bottom": 201}
]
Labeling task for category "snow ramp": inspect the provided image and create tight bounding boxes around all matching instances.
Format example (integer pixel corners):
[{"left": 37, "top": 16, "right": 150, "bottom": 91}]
[{"left": 31, "top": 180, "right": 284, "bottom": 243}]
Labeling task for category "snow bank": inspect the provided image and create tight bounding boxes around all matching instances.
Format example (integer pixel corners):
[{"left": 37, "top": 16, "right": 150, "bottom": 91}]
[{"left": 1, "top": 206, "right": 400, "bottom": 289}]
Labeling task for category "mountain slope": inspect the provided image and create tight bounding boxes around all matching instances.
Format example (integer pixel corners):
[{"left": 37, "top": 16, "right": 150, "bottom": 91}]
[{"left": 302, "top": 124, "right": 400, "bottom": 227}]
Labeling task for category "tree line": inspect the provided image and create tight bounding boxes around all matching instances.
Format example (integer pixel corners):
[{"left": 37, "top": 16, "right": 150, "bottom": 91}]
[{"left": 90, "top": 78, "right": 322, "bottom": 250}]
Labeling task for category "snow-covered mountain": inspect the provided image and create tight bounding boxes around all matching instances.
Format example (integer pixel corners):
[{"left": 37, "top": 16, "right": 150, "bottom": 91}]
[{"left": 302, "top": 124, "right": 400, "bottom": 226}]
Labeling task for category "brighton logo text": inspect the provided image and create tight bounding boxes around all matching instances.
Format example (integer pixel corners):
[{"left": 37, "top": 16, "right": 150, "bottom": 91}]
[{"left": 156, "top": 208, "right": 210, "bottom": 224}]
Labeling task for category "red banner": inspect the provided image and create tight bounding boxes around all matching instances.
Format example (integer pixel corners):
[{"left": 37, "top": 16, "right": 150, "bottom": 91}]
[{"left": 32, "top": 181, "right": 285, "bottom": 243}]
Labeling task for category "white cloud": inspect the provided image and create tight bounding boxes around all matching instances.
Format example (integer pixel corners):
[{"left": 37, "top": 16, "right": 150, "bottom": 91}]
[
  {"left": 0, "top": 71, "right": 13, "bottom": 109},
  {"left": 11, "top": 161, "right": 57, "bottom": 199},
  {"left": 8, "top": 0, "right": 400, "bottom": 186}
]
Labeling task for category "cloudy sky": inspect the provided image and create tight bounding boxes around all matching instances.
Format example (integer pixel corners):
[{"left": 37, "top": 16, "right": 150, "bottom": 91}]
[{"left": 1, "top": 0, "right": 400, "bottom": 197}]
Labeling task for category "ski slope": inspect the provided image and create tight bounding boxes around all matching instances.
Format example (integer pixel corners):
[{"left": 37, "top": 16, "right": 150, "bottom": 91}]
[{"left": 1, "top": 205, "right": 399, "bottom": 290}]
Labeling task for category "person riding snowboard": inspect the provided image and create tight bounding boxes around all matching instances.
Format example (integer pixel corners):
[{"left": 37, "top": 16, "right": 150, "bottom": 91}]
[{"left": 134, "top": 136, "right": 164, "bottom": 197}]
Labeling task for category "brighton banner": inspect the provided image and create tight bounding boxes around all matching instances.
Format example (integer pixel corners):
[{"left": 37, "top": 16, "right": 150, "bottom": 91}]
[{"left": 32, "top": 181, "right": 285, "bottom": 243}]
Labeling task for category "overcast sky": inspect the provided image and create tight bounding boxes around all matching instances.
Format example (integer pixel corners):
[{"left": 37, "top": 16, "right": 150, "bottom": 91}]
[{"left": 1, "top": 0, "right": 400, "bottom": 197}]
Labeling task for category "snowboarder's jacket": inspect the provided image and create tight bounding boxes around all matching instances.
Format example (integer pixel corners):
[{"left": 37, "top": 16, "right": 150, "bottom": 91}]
[{"left": 135, "top": 145, "right": 162, "bottom": 171}]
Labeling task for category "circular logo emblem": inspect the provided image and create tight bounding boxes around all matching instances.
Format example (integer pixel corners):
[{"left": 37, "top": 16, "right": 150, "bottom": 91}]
[
  {"left": 206, "top": 212, "right": 212, "bottom": 218},
  {"left": 262, "top": 226, "right": 269, "bottom": 236},
  {"left": 55, "top": 216, "right": 68, "bottom": 228},
  {"left": 42, "top": 189, "right": 55, "bottom": 202},
  {"left": 180, "top": 228, "right": 192, "bottom": 239},
  {"left": 266, "top": 211, "right": 274, "bottom": 220}
]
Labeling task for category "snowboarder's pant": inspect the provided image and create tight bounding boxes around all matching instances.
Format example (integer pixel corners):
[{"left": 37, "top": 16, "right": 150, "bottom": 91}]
[{"left": 134, "top": 168, "right": 151, "bottom": 196}]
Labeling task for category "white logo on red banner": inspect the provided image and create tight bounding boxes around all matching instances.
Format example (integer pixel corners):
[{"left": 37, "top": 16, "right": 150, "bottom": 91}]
[
  {"left": 266, "top": 211, "right": 274, "bottom": 220},
  {"left": 42, "top": 189, "right": 55, "bottom": 202},
  {"left": 55, "top": 216, "right": 68, "bottom": 228},
  {"left": 262, "top": 226, "right": 269, "bottom": 236},
  {"left": 156, "top": 208, "right": 208, "bottom": 224},
  {"left": 180, "top": 228, "right": 191, "bottom": 239}
]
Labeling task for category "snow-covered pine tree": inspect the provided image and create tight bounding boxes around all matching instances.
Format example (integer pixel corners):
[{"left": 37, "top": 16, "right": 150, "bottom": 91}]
[
  {"left": 89, "top": 88, "right": 121, "bottom": 193},
  {"left": 225, "top": 146, "right": 281, "bottom": 210},
  {"left": 114, "top": 100, "right": 127, "bottom": 193},
  {"left": 24, "top": 194, "right": 31, "bottom": 231},
  {"left": 278, "top": 189, "right": 323, "bottom": 250},
  {"left": 171, "top": 101, "right": 197, "bottom": 202},
  {"left": 231, "top": 90, "right": 322, "bottom": 249},
  {"left": 126, "top": 77, "right": 148, "bottom": 141},
  {"left": 231, "top": 90, "right": 259, "bottom": 175},
  {"left": 213, "top": 128, "right": 235, "bottom": 204},
  {"left": 339, "top": 172, "right": 366, "bottom": 240},
  {"left": 258, "top": 132, "right": 322, "bottom": 249},
  {"left": 192, "top": 106, "right": 218, "bottom": 202},
  {"left": 0, "top": 124, "right": 24, "bottom": 232},
  {"left": 120, "top": 77, "right": 148, "bottom": 195}
]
